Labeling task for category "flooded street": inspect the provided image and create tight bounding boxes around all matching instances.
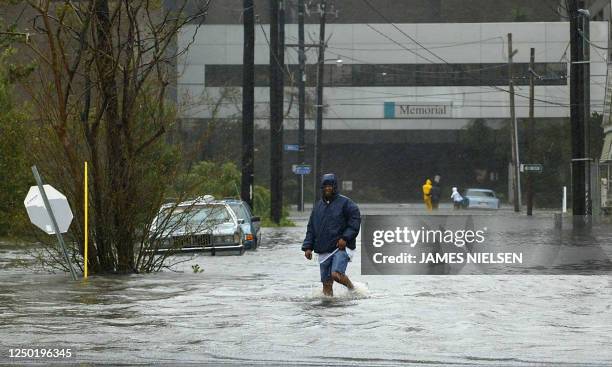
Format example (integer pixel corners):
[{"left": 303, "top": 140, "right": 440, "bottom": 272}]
[
  {"left": 1, "top": 206, "right": 612, "bottom": 366},
  {"left": 4, "top": 0, "right": 612, "bottom": 364}
]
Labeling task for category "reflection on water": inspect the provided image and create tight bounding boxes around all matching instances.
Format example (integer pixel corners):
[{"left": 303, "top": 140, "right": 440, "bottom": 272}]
[{"left": 0, "top": 213, "right": 611, "bottom": 365}]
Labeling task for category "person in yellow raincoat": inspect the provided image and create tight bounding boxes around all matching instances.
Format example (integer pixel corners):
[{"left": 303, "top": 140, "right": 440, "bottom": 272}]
[{"left": 422, "top": 179, "right": 433, "bottom": 210}]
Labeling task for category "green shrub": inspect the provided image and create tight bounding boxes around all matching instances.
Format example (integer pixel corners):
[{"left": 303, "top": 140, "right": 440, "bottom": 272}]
[
  {"left": 175, "top": 161, "right": 242, "bottom": 199},
  {"left": 175, "top": 161, "right": 294, "bottom": 226},
  {"left": 0, "top": 48, "right": 31, "bottom": 237}
]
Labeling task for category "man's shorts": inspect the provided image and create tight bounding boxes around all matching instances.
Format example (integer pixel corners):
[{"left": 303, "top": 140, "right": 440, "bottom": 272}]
[{"left": 319, "top": 250, "right": 350, "bottom": 283}]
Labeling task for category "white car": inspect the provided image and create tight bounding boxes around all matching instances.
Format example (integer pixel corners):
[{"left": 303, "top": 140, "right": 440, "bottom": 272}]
[
  {"left": 463, "top": 188, "right": 501, "bottom": 209},
  {"left": 151, "top": 196, "right": 245, "bottom": 255}
]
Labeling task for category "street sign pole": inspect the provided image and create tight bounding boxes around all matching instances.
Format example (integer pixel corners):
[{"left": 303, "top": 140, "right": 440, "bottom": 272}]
[
  {"left": 31, "top": 165, "right": 78, "bottom": 280},
  {"left": 84, "top": 161, "right": 88, "bottom": 279},
  {"left": 300, "top": 174, "right": 304, "bottom": 211}
]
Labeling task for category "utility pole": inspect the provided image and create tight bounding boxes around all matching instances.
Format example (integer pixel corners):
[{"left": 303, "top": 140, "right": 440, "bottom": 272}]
[
  {"left": 527, "top": 47, "right": 535, "bottom": 216},
  {"left": 297, "top": 0, "right": 306, "bottom": 211},
  {"left": 313, "top": 0, "right": 327, "bottom": 203},
  {"left": 241, "top": 0, "right": 255, "bottom": 208},
  {"left": 508, "top": 33, "right": 521, "bottom": 212},
  {"left": 278, "top": 0, "right": 285, "bottom": 218},
  {"left": 269, "top": 0, "right": 282, "bottom": 223},
  {"left": 581, "top": 8, "right": 592, "bottom": 216},
  {"left": 568, "top": 0, "right": 587, "bottom": 217},
  {"left": 269, "top": 0, "right": 285, "bottom": 223}
]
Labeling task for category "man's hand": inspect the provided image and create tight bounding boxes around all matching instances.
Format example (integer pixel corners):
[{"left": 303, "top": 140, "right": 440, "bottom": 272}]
[
  {"left": 304, "top": 249, "right": 313, "bottom": 260},
  {"left": 337, "top": 238, "right": 347, "bottom": 251}
]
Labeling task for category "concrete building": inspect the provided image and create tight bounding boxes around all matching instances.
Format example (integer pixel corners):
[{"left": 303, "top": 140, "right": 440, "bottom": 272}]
[
  {"left": 586, "top": 0, "right": 612, "bottom": 162},
  {"left": 584, "top": 0, "right": 612, "bottom": 211},
  {"left": 588, "top": 0, "right": 611, "bottom": 21},
  {"left": 175, "top": 1, "right": 608, "bottom": 202}
]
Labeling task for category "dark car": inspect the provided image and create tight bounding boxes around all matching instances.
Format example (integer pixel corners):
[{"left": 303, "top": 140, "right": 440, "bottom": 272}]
[{"left": 222, "top": 198, "right": 261, "bottom": 250}]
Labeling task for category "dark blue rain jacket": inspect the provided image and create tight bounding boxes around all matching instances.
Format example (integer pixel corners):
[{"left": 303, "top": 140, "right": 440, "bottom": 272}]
[{"left": 302, "top": 193, "right": 361, "bottom": 254}]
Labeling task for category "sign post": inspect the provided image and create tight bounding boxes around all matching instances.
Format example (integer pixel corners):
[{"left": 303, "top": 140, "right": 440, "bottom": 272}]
[
  {"left": 292, "top": 164, "right": 311, "bottom": 211},
  {"left": 84, "top": 161, "right": 88, "bottom": 279},
  {"left": 25, "top": 166, "right": 78, "bottom": 280}
]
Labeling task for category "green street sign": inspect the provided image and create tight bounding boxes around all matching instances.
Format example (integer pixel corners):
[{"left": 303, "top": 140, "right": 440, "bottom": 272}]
[{"left": 521, "top": 164, "right": 543, "bottom": 173}]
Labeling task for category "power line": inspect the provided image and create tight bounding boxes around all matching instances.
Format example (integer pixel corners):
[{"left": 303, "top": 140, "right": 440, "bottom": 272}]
[
  {"left": 188, "top": 99, "right": 608, "bottom": 108},
  {"left": 580, "top": 31, "right": 612, "bottom": 51},
  {"left": 285, "top": 33, "right": 507, "bottom": 52},
  {"left": 253, "top": 11, "right": 580, "bottom": 107},
  {"left": 322, "top": 102, "right": 605, "bottom": 107},
  {"left": 326, "top": 105, "right": 356, "bottom": 130},
  {"left": 358, "top": 0, "right": 572, "bottom": 108},
  {"left": 326, "top": 89, "right": 495, "bottom": 101},
  {"left": 325, "top": 88, "right": 575, "bottom": 104},
  {"left": 351, "top": 61, "right": 510, "bottom": 75},
  {"left": 305, "top": 49, "right": 544, "bottom": 78},
  {"left": 364, "top": 24, "right": 438, "bottom": 64},
  {"left": 257, "top": 19, "right": 293, "bottom": 81},
  {"left": 324, "top": 36, "right": 506, "bottom": 52},
  {"left": 199, "top": 18, "right": 603, "bottom": 110},
  {"left": 551, "top": 40, "right": 572, "bottom": 97}
]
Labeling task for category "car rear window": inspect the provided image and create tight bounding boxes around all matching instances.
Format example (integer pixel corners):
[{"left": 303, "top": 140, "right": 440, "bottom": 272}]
[{"left": 229, "top": 203, "right": 249, "bottom": 220}]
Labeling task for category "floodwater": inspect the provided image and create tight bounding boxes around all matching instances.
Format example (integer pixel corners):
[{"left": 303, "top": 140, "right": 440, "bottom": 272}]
[{"left": 1, "top": 205, "right": 611, "bottom": 366}]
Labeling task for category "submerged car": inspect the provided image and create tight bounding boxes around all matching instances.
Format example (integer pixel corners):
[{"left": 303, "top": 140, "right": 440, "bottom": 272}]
[
  {"left": 222, "top": 198, "right": 261, "bottom": 250},
  {"left": 463, "top": 188, "right": 501, "bottom": 209},
  {"left": 151, "top": 196, "right": 245, "bottom": 255}
]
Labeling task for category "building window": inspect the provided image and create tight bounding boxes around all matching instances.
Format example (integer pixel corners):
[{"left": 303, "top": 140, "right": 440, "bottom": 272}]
[{"left": 203, "top": 63, "right": 567, "bottom": 87}]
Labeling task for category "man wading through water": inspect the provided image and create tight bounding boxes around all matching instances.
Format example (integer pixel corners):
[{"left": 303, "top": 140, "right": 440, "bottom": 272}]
[{"left": 302, "top": 173, "right": 361, "bottom": 296}]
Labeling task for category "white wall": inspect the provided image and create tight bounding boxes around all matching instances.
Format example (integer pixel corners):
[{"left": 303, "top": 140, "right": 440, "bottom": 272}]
[{"left": 176, "top": 22, "right": 609, "bottom": 129}]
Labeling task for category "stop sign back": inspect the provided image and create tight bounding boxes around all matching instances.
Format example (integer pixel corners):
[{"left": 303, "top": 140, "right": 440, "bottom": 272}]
[{"left": 24, "top": 185, "right": 73, "bottom": 234}]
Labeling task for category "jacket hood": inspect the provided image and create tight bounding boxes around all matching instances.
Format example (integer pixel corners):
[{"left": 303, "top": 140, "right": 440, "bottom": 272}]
[
  {"left": 425, "top": 179, "right": 432, "bottom": 185},
  {"left": 320, "top": 173, "right": 338, "bottom": 192}
]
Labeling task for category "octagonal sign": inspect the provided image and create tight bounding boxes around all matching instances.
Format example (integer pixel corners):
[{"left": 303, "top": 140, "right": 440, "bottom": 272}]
[{"left": 24, "top": 185, "right": 73, "bottom": 234}]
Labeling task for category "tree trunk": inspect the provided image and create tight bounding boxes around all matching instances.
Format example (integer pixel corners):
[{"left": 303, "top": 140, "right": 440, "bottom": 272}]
[{"left": 94, "top": 0, "right": 134, "bottom": 273}]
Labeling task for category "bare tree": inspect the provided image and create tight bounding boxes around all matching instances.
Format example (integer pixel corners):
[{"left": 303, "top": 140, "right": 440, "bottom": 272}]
[{"left": 19, "top": 0, "right": 211, "bottom": 273}]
